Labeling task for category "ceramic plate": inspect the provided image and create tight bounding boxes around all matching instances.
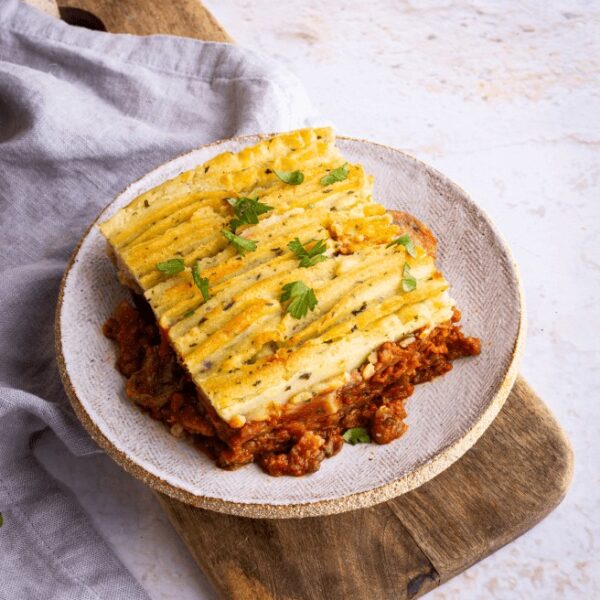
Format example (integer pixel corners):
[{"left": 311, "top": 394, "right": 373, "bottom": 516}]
[{"left": 56, "top": 135, "right": 525, "bottom": 518}]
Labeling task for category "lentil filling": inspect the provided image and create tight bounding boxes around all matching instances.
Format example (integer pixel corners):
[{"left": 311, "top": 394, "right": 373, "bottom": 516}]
[{"left": 104, "top": 296, "right": 480, "bottom": 476}]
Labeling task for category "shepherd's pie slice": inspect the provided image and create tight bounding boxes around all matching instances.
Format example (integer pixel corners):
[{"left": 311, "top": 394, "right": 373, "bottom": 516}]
[{"left": 101, "top": 127, "right": 480, "bottom": 476}]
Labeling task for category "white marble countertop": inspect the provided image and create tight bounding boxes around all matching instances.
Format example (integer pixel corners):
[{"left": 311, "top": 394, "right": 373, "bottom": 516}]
[{"left": 38, "top": 1, "right": 599, "bottom": 598}]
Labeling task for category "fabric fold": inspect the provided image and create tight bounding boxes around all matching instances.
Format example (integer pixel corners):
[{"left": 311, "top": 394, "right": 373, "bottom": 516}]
[{"left": 0, "top": 1, "right": 318, "bottom": 597}]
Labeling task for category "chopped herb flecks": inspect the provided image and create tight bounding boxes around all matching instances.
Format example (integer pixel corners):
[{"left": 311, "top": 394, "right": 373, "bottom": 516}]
[
  {"left": 192, "top": 262, "right": 210, "bottom": 301},
  {"left": 274, "top": 169, "right": 304, "bottom": 185},
  {"left": 222, "top": 229, "right": 257, "bottom": 256},
  {"left": 281, "top": 280, "right": 318, "bottom": 319},
  {"left": 287, "top": 237, "right": 328, "bottom": 268},
  {"left": 343, "top": 427, "right": 371, "bottom": 445},
  {"left": 227, "top": 196, "right": 273, "bottom": 232},
  {"left": 387, "top": 234, "right": 416, "bottom": 257},
  {"left": 320, "top": 163, "right": 348, "bottom": 186},
  {"left": 401, "top": 263, "right": 417, "bottom": 292},
  {"left": 156, "top": 258, "right": 184, "bottom": 276}
]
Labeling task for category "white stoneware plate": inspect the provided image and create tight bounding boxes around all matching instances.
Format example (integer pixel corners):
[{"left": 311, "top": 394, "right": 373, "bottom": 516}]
[{"left": 56, "top": 135, "right": 525, "bottom": 518}]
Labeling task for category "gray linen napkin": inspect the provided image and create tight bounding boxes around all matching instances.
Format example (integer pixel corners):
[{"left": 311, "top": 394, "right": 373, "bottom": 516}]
[{"left": 0, "top": 1, "right": 317, "bottom": 598}]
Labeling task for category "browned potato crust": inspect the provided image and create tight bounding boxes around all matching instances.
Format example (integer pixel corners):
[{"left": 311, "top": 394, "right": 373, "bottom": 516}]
[{"left": 389, "top": 210, "right": 437, "bottom": 258}]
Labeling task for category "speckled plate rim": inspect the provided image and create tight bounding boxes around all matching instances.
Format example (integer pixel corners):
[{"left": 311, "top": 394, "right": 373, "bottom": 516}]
[{"left": 55, "top": 133, "right": 526, "bottom": 519}]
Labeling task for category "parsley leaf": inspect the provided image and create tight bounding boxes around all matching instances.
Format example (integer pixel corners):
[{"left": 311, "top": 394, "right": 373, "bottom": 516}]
[
  {"left": 401, "top": 263, "right": 417, "bottom": 292},
  {"left": 320, "top": 163, "right": 349, "bottom": 186},
  {"left": 274, "top": 169, "right": 304, "bottom": 185},
  {"left": 222, "top": 229, "right": 257, "bottom": 256},
  {"left": 281, "top": 281, "right": 318, "bottom": 319},
  {"left": 227, "top": 196, "right": 273, "bottom": 232},
  {"left": 192, "top": 262, "right": 210, "bottom": 302},
  {"left": 183, "top": 309, "right": 195, "bottom": 318},
  {"left": 386, "top": 233, "right": 416, "bottom": 257},
  {"left": 287, "top": 237, "right": 328, "bottom": 268},
  {"left": 156, "top": 258, "right": 185, "bottom": 276},
  {"left": 342, "top": 427, "right": 371, "bottom": 445}
]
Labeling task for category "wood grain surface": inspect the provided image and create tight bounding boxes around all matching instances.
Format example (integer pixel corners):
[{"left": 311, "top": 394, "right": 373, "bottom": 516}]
[
  {"left": 26, "top": 0, "right": 232, "bottom": 41},
  {"left": 156, "top": 377, "right": 572, "bottom": 599},
  {"left": 32, "top": 1, "right": 573, "bottom": 598},
  {"left": 23, "top": 0, "right": 59, "bottom": 18}
]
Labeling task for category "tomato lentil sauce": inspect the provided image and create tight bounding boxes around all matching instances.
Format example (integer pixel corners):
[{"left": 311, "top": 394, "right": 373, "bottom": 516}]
[{"left": 104, "top": 297, "right": 480, "bottom": 476}]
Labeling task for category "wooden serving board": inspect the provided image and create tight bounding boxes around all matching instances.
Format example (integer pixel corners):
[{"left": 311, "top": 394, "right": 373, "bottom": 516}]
[
  {"left": 158, "top": 378, "right": 572, "bottom": 599},
  {"left": 33, "top": 1, "right": 573, "bottom": 597}
]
